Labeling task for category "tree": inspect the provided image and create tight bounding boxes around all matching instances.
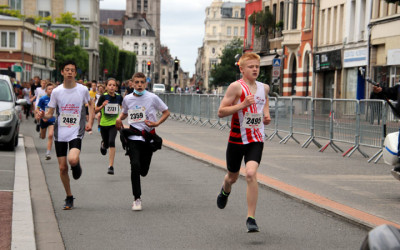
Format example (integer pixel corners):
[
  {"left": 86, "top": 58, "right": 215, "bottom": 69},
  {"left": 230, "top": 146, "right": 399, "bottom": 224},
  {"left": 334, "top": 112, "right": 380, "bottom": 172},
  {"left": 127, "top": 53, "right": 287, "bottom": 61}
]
[
  {"left": 54, "top": 28, "right": 88, "bottom": 81},
  {"left": 99, "top": 36, "right": 120, "bottom": 79},
  {"left": 248, "top": 9, "right": 275, "bottom": 38},
  {"left": 117, "top": 50, "right": 136, "bottom": 81},
  {"left": 210, "top": 38, "right": 243, "bottom": 88}
]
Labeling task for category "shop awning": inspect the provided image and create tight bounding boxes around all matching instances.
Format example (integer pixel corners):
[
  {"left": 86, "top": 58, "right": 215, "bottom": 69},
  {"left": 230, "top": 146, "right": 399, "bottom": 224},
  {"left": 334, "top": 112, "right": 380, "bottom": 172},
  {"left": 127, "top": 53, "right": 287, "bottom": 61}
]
[{"left": 260, "top": 55, "right": 276, "bottom": 66}]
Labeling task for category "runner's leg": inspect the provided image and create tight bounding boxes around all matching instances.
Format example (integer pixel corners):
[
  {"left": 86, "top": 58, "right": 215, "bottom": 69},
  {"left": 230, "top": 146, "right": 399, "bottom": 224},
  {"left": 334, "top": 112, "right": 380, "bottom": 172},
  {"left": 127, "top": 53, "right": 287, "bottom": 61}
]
[{"left": 245, "top": 161, "right": 259, "bottom": 218}]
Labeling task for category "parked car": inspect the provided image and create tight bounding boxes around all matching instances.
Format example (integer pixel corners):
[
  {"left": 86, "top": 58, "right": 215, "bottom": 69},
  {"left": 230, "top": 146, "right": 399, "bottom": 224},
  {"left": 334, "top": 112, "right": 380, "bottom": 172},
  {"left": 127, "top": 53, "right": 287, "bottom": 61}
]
[
  {"left": 152, "top": 83, "right": 166, "bottom": 93},
  {"left": 0, "top": 75, "right": 26, "bottom": 150}
]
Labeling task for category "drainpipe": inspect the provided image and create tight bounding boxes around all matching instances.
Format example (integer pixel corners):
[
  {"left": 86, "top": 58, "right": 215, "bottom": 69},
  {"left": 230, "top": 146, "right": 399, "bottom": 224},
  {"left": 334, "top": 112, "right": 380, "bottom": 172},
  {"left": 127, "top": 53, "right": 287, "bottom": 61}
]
[{"left": 311, "top": 0, "right": 319, "bottom": 98}]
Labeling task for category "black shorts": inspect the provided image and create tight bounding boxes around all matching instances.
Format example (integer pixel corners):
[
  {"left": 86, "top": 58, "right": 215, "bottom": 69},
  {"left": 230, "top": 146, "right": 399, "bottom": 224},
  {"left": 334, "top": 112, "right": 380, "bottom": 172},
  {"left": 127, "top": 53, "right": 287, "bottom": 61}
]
[
  {"left": 226, "top": 142, "right": 264, "bottom": 173},
  {"left": 54, "top": 138, "right": 82, "bottom": 157},
  {"left": 40, "top": 119, "right": 55, "bottom": 129}
]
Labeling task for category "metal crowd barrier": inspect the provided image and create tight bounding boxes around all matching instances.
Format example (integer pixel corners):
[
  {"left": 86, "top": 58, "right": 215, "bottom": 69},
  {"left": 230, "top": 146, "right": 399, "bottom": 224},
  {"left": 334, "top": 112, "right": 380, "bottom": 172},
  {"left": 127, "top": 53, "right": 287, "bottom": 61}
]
[{"left": 157, "top": 93, "right": 397, "bottom": 163}]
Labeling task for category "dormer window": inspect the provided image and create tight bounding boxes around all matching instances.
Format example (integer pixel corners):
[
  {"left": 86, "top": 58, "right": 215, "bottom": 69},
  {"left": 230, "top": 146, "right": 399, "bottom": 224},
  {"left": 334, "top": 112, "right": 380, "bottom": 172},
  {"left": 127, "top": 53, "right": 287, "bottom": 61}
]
[
  {"left": 141, "top": 28, "right": 146, "bottom": 36},
  {"left": 126, "top": 29, "right": 131, "bottom": 35}
]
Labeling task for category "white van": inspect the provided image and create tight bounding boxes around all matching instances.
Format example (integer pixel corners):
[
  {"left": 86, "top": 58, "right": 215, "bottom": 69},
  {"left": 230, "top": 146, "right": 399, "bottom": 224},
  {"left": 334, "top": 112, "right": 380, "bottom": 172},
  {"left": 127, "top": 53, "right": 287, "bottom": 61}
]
[{"left": 153, "top": 83, "right": 166, "bottom": 93}]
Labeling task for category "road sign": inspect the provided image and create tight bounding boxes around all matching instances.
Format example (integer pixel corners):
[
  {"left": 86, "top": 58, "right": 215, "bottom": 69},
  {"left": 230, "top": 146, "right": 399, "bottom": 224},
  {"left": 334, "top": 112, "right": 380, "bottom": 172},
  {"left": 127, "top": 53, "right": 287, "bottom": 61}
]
[
  {"left": 12, "top": 65, "right": 22, "bottom": 72},
  {"left": 146, "top": 77, "right": 151, "bottom": 82},
  {"left": 273, "top": 58, "right": 281, "bottom": 67},
  {"left": 104, "top": 69, "right": 108, "bottom": 74},
  {"left": 272, "top": 67, "right": 280, "bottom": 78}
]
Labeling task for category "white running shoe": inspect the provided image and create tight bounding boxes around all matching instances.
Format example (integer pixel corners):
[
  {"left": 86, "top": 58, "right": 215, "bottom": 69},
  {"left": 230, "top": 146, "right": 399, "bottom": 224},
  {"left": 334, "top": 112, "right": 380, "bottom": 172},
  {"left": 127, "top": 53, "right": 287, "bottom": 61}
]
[{"left": 132, "top": 199, "right": 142, "bottom": 211}]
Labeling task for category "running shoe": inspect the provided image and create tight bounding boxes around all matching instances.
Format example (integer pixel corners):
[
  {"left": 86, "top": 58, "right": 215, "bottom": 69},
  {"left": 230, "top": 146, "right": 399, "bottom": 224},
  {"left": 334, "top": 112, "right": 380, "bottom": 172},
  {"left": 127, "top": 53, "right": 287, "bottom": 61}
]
[
  {"left": 36, "top": 124, "right": 40, "bottom": 132},
  {"left": 63, "top": 196, "right": 74, "bottom": 210},
  {"left": 108, "top": 166, "right": 114, "bottom": 175},
  {"left": 217, "top": 187, "right": 229, "bottom": 209},
  {"left": 132, "top": 199, "right": 142, "bottom": 211},
  {"left": 100, "top": 141, "right": 107, "bottom": 155},
  {"left": 71, "top": 163, "right": 82, "bottom": 180},
  {"left": 45, "top": 154, "right": 51, "bottom": 160},
  {"left": 246, "top": 217, "right": 259, "bottom": 233}
]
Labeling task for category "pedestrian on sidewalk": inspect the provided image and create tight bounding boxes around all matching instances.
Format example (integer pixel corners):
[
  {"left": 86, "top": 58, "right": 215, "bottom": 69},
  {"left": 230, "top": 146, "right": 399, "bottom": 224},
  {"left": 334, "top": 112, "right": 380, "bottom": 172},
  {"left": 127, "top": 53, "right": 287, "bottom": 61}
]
[
  {"left": 116, "top": 72, "right": 170, "bottom": 211},
  {"left": 373, "top": 82, "right": 400, "bottom": 180},
  {"left": 95, "top": 78, "right": 123, "bottom": 175},
  {"left": 36, "top": 82, "right": 56, "bottom": 160},
  {"left": 216, "top": 52, "right": 271, "bottom": 232},
  {"left": 38, "top": 60, "right": 94, "bottom": 210}
]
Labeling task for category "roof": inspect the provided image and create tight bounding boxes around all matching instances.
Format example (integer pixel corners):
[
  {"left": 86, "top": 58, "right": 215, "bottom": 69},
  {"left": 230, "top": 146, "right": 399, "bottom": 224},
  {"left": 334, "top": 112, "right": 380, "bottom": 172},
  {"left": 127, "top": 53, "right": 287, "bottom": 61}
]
[
  {"left": 124, "top": 17, "right": 153, "bottom": 31},
  {"left": 100, "top": 9, "right": 125, "bottom": 24},
  {"left": 222, "top": 2, "right": 245, "bottom": 8},
  {"left": 0, "top": 14, "right": 21, "bottom": 21}
]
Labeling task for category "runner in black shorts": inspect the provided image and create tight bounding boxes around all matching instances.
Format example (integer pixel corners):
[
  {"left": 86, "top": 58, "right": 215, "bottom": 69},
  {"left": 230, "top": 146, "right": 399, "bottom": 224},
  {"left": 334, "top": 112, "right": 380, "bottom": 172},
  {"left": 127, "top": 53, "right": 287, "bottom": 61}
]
[
  {"left": 39, "top": 60, "right": 94, "bottom": 210},
  {"left": 216, "top": 52, "right": 271, "bottom": 232}
]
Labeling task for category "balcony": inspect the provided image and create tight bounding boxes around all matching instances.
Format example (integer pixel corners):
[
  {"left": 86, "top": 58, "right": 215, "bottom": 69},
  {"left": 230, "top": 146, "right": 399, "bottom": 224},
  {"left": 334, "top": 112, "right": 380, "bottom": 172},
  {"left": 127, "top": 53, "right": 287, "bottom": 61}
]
[{"left": 252, "top": 35, "right": 269, "bottom": 53}]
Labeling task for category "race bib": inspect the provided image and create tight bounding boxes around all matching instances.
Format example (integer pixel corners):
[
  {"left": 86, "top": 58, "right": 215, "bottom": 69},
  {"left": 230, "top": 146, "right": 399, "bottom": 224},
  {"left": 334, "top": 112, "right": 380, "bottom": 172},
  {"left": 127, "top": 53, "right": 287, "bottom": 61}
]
[
  {"left": 60, "top": 113, "right": 80, "bottom": 127},
  {"left": 128, "top": 108, "right": 146, "bottom": 124},
  {"left": 242, "top": 112, "right": 262, "bottom": 129},
  {"left": 105, "top": 103, "right": 119, "bottom": 115}
]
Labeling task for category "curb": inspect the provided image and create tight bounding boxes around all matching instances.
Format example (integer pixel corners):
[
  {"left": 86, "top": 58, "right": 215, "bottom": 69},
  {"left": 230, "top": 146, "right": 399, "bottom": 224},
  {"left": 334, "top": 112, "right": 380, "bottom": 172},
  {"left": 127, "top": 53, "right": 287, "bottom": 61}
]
[{"left": 11, "top": 136, "right": 36, "bottom": 249}]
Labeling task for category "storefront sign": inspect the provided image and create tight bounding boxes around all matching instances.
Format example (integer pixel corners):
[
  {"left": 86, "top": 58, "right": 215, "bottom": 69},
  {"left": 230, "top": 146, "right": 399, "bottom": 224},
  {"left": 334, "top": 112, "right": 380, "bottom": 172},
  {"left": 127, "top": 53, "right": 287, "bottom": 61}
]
[
  {"left": 314, "top": 49, "right": 342, "bottom": 72},
  {"left": 387, "top": 49, "right": 400, "bottom": 65},
  {"left": 343, "top": 48, "right": 367, "bottom": 68}
]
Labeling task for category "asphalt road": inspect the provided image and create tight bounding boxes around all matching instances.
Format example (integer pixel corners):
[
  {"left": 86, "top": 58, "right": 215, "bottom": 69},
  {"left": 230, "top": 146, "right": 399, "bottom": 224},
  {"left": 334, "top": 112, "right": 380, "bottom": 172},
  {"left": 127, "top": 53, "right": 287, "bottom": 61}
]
[{"left": 17, "top": 119, "right": 369, "bottom": 250}]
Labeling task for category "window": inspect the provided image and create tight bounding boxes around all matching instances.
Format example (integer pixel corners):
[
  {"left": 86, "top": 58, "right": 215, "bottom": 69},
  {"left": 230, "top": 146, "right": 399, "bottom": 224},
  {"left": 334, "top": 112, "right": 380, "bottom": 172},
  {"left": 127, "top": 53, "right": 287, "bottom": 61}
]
[
  {"left": 141, "top": 29, "right": 146, "bottom": 36},
  {"left": 1, "top": 31, "right": 16, "bottom": 49},
  {"left": 142, "top": 60, "right": 146, "bottom": 72},
  {"left": 305, "top": 0, "right": 312, "bottom": 29},
  {"left": 240, "top": 27, "right": 244, "bottom": 36},
  {"left": 126, "top": 29, "right": 131, "bottom": 35},
  {"left": 9, "top": 0, "right": 22, "bottom": 10},
  {"left": 65, "top": 0, "right": 77, "bottom": 16},
  {"left": 100, "top": 28, "right": 104, "bottom": 35},
  {"left": 38, "top": 11, "right": 50, "bottom": 17},
  {"left": 142, "top": 43, "right": 147, "bottom": 55},
  {"left": 134, "top": 43, "right": 139, "bottom": 54},
  {"left": 234, "top": 27, "right": 238, "bottom": 36},
  {"left": 38, "top": 0, "right": 50, "bottom": 16},
  {"left": 144, "top": 0, "right": 148, "bottom": 11},
  {"left": 292, "top": 0, "right": 298, "bottom": 29},
  {"left": 79, "top": 0, "right": 90, "bottom": 19},
  {"left": 162, "top": 68, "right": 165, "bottom": 75},
  {"left": 80, "top": 27, "right": 89, "bottom": 47},
  {"left": 227, "top": 26, "right": 231, "bottom": 36},
  {"left": 150, "top": 43, "right": 154, "bottom": 56},
  {"left": 107, "top": 29, "right": 113, "bottom": 35},
  {"left": 212, "top": 48, "right": 216, "bottom": 54},
  {"left": 213, "top": 26, "right": 216, "bottom": 35},
  {"left": 235, "top": 11, "right": 239, "bottom": 18},
  {"left": 137, "top": 0, "right": 141, "bottom": 12}
]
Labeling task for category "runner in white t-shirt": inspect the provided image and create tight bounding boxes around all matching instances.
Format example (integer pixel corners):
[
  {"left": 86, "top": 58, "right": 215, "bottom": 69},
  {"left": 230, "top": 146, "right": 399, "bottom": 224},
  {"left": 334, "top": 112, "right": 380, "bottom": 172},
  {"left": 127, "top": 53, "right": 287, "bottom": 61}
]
[
  {"left": 39, "top": 60, "right": 94, "bottom": 210},
  {"left": 34, "top": 80, "right": 46, "bottom": 132},
  {"left": 116, "top": 72, "right": 170, "bottom": 211}
]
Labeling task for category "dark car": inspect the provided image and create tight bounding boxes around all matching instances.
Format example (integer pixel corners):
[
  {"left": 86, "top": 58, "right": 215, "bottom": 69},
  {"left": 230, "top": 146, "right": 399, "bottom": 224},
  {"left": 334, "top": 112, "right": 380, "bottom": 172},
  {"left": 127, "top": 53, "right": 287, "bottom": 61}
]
[{"left": 0, "top": 75, "right": 26, "bottom": 150}]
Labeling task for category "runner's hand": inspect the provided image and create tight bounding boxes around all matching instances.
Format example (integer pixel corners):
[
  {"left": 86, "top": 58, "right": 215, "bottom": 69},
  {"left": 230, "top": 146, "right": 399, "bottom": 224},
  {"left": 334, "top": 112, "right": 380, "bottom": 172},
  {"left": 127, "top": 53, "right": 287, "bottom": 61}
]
[
  {"left": 145, "top": 120, "right": 158, "bottom": 127},
  {"left": 85, "top": 124, "right": 92, "bottom": 132},
  {"left": 116, "top": 119, "right": 122, "bottom": 130},
  {"left": 263, "top": 115, "right": 271, "bottom": 125},
  {"left": 243, "top": 95, "right": 255, "bottom": 108}
]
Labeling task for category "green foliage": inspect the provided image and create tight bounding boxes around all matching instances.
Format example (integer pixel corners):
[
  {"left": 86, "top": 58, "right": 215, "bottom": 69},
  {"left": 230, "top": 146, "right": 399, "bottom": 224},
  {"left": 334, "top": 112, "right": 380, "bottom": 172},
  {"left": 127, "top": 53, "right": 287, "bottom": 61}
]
[
  {"left": 210, "top": 38, "right": 243, "bottom": 88},
  {"left": 99, "top": 36, "right": 120, "bottom": 79},
  {"left": 54, "top": 28, "right": 88, "bottom": 81},
  {"left": 248, "top": 9, "right": 275, "bottom": 37},
  {"left": 117, "top": 50, "right": 137, "bottom": 81},
  {"left": 55, "top": 12, "right": 81, "bottom": 26},
  {"left": 0, "top": 7, "right": 24, "bottom": 19}
]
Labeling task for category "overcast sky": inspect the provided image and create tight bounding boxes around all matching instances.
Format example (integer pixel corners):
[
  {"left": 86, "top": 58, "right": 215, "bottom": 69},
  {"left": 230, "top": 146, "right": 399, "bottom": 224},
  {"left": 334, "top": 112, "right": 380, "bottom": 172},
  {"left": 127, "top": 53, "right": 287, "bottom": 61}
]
[{"left": 99, "top": 0, "right": 243, "bottom": 75}]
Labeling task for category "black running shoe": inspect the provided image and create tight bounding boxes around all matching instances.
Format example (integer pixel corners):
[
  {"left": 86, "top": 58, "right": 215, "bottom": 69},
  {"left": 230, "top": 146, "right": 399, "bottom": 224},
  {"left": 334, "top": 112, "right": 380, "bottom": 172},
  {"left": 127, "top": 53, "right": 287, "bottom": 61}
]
[
  {"left": 71, "top": 163, "right": 82, "bottom": 180},
  {"left": 246, "top": 217, "right": 259, "bottom": 233},
  {"left": 107, "top": 166, "right": 114, "bottom": 175},
  {"left": 36, "top": 124, "right": 40, "bottom": 132},
  {"left": 63, "top": 196, "right": 74, "bottom": 210},
  {"left": 100, "top": 141, "right": 107, "bottom": 155},
  {"left": 217, "top": 187, "right": 229, "bottom": 209}
]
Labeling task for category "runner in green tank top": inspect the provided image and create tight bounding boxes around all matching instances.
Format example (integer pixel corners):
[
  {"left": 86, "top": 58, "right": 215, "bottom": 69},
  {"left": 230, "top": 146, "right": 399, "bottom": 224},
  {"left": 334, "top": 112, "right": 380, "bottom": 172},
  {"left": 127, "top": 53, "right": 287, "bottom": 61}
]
[{"left": 95, "top": 78, "right": 123, "bottom": 175}]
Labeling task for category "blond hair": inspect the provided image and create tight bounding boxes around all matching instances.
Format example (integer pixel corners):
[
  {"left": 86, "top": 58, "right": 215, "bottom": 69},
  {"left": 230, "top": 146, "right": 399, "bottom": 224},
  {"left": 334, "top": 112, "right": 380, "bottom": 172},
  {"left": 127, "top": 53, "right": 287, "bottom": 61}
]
[{"left": 238, "top": 52, "right": 260, "bottom": 67}]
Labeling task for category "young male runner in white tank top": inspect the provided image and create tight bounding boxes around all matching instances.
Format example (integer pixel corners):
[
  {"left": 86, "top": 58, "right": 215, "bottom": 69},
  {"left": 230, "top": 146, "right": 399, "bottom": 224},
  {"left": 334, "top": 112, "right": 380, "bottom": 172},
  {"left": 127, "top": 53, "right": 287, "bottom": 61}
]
[
  {"left": 216, "top": 52, "right": 271, "bottom": 232},
  {"left": 39, "top": 60, "right": 94, "bottom": 210}
]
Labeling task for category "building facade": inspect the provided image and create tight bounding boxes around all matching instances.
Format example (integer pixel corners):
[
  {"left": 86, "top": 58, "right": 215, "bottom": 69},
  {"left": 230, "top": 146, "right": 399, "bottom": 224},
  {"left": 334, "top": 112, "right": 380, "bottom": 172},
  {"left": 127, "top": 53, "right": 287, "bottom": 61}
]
[
  {"left": 197, "top": 0, "right": 245, "bottom": 91},
  {"left": 0, "top": 14, "right": 56, "bottom": 82},
  {"left": 2, "top": 0, "right": 101, "bottom": 81}
]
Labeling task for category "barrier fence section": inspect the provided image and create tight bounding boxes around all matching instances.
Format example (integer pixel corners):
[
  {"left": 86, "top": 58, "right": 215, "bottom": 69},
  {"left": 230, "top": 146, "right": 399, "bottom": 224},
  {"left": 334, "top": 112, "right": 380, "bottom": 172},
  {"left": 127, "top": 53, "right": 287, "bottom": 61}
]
[{"left": 157, "top": 93, "right": 397, "bottom": 163}]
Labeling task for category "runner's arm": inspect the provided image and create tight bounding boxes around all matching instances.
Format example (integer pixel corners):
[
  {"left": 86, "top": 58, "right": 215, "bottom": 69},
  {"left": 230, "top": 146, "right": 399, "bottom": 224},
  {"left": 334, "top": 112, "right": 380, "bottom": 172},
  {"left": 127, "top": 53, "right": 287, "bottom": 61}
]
[
  {"left": 145, "top": 109, "right": 170, "bottom": 128},
  {"left": 116, "top": 112, "right": 128, "bottom": 130},
  {"left": 263, "top": 84, "right": 271, "bottom": 125},
  {"left": 217, "top": 82, "right": 253, "bottom": 118},
  {"left": 86, "top": 100, "right": 95, "bottom": 131},
  {"left": 40, "top": 107, "right": 54, "bottom": 120}
]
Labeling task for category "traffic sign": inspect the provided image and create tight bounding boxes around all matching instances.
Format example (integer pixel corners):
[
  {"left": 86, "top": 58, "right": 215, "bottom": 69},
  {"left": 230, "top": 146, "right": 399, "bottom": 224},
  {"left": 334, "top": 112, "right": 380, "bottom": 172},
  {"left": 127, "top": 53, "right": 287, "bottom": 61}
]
[
  {"left": 146, "top": 77, "right": 151, "bottom": 82},
  {"left": 272, "top": 67, "right": 280, "bottom": 78},
  {"left": 103, "top": 69, "right": 108, "bottom": 74},
  {"left": 273, "top": 58, "right": 281, "bottom": 67},
  {"left": 11, "top": 65, "right": 22, "bottom": 72}
]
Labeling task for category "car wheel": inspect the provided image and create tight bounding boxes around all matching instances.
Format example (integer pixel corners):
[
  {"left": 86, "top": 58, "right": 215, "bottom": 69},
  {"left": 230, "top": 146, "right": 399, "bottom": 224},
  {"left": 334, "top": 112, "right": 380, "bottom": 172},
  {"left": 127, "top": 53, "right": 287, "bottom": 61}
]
[{"left": 5, "top": 133, "right": 16, "bottom": 151}]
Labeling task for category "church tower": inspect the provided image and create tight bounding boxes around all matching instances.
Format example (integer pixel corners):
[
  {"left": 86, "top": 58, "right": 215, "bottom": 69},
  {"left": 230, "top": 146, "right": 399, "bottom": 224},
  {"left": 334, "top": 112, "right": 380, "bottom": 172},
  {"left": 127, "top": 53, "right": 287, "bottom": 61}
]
[{"left": 126, "top": 0, "right": 161, "bottom": 82}]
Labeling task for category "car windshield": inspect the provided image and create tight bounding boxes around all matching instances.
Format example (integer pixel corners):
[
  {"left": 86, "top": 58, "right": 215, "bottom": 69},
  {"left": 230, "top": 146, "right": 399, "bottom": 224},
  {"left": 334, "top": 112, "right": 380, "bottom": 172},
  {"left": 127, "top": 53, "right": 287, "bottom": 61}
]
[
  {"left": 0, "top": 80, "right": 12, "bottom": 102},
  {"left": 154, "top": 85, "right": 164, "bottom": 89}
]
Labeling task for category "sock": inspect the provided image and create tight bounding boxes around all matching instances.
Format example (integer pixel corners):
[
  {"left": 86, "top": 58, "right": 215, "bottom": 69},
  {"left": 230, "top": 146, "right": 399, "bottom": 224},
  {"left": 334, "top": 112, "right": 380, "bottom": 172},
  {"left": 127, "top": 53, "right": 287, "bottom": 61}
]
[
  {"left": 221, "top": 188, "right": 230, "bottom": 196},
  {"left": 46, "top": 150, "right": 50, "bottom": 155},
  {"left": 248, "top": 216, "right": 255, "bottom": 220}
]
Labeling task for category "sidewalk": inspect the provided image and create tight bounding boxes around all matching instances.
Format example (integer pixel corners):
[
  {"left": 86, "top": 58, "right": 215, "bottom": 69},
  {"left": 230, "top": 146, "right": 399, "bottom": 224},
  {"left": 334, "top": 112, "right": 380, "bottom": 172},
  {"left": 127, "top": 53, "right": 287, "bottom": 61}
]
[{"left": 157, "top": 119, "right": 400, "bottom": 229}]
